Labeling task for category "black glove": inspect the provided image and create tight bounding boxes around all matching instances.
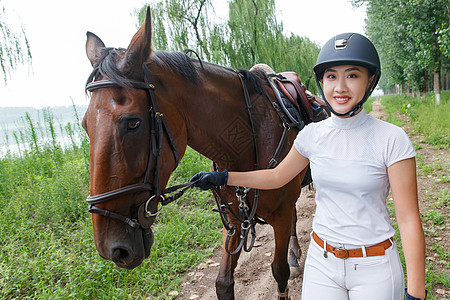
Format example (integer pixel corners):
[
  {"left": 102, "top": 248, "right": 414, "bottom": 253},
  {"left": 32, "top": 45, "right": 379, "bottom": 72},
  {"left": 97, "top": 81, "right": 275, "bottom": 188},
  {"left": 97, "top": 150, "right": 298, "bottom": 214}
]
[
  {"left": 405, "top": 289, "right": 428, "bottom": 300},
  {"left": 190, "top": 170, "right": 228, "bottom": 190}
]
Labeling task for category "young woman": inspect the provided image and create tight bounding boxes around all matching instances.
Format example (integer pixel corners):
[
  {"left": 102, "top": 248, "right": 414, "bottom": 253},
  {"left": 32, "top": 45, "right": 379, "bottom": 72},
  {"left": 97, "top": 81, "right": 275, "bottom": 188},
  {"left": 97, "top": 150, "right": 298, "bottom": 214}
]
[{"left": 191, "top": 33, "right": 427, "bottom": 300}]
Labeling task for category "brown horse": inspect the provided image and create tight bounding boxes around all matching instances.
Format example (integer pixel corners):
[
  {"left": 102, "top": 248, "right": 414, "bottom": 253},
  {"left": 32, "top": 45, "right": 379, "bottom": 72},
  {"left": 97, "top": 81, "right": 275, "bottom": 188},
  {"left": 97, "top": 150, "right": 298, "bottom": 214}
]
[{"left": 83, "top": 7, "right": 312, "bottom": 299}]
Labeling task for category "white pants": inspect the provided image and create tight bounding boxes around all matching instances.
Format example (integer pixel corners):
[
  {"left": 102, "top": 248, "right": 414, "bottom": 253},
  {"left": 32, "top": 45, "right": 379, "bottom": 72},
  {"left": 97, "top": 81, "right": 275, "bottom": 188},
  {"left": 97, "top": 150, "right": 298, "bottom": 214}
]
[{"left": 301, "top": 236, "right": 405, "bottom": 300}]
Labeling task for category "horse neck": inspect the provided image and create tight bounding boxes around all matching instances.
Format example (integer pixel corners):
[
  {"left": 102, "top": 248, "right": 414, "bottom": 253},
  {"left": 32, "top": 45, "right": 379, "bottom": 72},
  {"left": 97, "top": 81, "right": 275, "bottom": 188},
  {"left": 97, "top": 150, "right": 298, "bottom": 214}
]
[
  {"left": 158, "top": 64, "right": 281, "bottom": 171},
  {"left": 193, "top": 70, "right": 254, "bottom": 170}
]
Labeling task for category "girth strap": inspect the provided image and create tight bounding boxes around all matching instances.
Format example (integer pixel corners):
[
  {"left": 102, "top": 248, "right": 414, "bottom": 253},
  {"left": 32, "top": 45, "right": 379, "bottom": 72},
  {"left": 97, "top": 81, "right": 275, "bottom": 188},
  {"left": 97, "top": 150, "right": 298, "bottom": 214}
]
[{"left": 211, "top": 70, "right": 309, "bottom": 255}]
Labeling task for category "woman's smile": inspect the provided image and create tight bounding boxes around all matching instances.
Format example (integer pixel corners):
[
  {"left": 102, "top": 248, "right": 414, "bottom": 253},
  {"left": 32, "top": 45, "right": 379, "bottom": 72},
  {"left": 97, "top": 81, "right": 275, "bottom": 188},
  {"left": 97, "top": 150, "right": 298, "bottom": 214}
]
[
  {"left": 334, "top": 95, "right": 351, "bottom": 104},
  {"left": 322, "top": 65, "right": 373, "bottom": 117}
]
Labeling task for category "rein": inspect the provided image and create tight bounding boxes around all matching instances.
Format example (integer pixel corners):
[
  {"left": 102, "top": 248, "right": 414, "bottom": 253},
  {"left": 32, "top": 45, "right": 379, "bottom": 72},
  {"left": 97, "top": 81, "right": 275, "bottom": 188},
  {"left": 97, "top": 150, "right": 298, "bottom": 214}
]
[{"left": 85, "top": 64, "right": 186, "bottom": 229}]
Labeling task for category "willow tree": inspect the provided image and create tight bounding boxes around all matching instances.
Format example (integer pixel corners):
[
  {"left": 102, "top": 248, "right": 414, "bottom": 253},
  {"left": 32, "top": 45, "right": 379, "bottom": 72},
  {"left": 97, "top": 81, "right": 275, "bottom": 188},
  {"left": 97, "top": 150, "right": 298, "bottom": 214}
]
[
  {"left": 281, "top": 34, "right": 320, "bottom": 92},
  {"left": 0, "top": 3, "right": 32, "bottom": 84},
  {"left": 138, "top": 0, "right": 320, "bottom": 91},
  {"left": 139, "top": 0, "right": 220, "bottom": 61},
  {"left": 225, "top": 0, "right": 283, "bottom": 69}
]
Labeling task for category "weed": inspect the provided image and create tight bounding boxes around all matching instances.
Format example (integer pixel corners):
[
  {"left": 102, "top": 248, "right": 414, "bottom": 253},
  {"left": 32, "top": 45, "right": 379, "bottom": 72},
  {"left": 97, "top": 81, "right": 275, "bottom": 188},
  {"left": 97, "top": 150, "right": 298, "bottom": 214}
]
[
  {"left": 364, "top": 97, "right": 375, "bottom": 113},
  {"left": 422, "top": 210, "right": 445, "bottom": 225},
  {"left": 386, "top": 114, "right": 404, "bottom": 127},
  {"left": 0, "top": 108, "right": 220, "bottom": 299},
  {"left": 433, "top": 190, "right": 450, "bottom": 208},
  {"left": 431, "top": 244, "right": 450, "bottom": 268},
  {"left": 382, "top": 92, "right": 450, "bottom": 149}
]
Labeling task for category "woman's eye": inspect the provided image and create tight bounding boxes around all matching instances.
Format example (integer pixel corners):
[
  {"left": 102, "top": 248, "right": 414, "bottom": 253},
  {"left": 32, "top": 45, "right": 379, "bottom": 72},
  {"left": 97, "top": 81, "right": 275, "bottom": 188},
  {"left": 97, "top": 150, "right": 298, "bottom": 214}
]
[{"left": 127, "top": 119, "right": 141, "bottom": 130}]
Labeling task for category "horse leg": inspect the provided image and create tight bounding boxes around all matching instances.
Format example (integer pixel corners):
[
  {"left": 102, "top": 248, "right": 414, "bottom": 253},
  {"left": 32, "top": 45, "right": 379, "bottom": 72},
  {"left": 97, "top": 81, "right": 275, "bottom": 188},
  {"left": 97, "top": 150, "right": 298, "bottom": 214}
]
[
  {"left": 270, "top": 206, "right": 294, "bottom": 300},
  {"left": 288, "top": 206, "right": 302, "bottom": 278},
  {"left": 215, "top": 225, "right": 242, "bottom": 300}
]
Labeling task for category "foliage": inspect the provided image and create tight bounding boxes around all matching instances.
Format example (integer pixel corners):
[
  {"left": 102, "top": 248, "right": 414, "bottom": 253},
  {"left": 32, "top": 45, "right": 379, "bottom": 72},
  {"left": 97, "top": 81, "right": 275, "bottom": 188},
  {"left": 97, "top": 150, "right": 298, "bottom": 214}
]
[
  {"left": 139, "top": 0, "right": 320, "bottom": 93},
  {"left": 352, "top": 0, "right": 449, "bottom": 94},
  {"left": 436, "top": 23, "right": 450, "bottom": 58},
  {"left": 0, "top": 107, "right": 221, "bottom": 299},
  {"left": 226, "top": 0, "right": 282, "bottom": 68},
  {"left": 0, "top": 2, "right": 32, "bottom": 84},
  {"left": 381, "top": 91, "right": 450, "bottom": 148},
  {"left": 383, "top": 93, "right": 450, "bottom": 297}
]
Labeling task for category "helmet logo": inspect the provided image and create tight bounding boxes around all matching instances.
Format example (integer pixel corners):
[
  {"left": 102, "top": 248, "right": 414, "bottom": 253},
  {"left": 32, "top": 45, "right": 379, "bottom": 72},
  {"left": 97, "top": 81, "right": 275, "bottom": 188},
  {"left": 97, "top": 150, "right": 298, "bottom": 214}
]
[{"left": 335, "top": 38, "right": 348, "bottom": 49}]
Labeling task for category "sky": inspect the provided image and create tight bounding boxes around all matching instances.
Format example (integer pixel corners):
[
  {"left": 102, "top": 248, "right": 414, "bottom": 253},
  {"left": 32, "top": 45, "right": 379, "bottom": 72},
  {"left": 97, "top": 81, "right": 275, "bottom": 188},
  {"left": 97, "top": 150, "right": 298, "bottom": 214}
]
[{"left": 0, "top": 0, "right": 366, "bottom": 108}]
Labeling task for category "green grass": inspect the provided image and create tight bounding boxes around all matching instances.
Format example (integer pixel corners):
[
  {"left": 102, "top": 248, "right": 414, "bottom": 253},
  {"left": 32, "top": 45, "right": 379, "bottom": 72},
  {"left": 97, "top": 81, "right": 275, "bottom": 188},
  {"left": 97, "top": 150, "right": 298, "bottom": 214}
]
[
  {"left": 0, "top": 107, "right": 221, "bottom": 299},
  {"left": 2, "top": 91, "right": 449, "bottom": 298},
  {"left": 363, "top": 96, "right": 375, "bottom": 113},
  {"left": 381, "top": 92, "right": 450, "bottom": 299},
  {"left": 381, "top": 91, "right": 450, "bottom": 148}
]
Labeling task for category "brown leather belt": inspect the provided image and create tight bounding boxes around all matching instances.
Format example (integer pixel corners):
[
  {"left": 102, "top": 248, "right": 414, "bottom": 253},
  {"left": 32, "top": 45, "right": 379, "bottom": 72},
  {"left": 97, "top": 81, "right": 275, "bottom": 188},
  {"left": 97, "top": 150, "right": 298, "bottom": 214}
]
[{"left": 312, "top": 232, "right": 392, "bottom": 259}]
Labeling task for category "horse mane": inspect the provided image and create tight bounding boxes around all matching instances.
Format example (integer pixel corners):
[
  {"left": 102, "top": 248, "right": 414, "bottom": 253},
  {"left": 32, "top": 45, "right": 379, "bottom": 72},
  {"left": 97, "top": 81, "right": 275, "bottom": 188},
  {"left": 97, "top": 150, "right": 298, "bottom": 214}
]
[
  {"left": 86, "top": 47, "right": 130, "bottom": 88},
  {"left": 152, "top": 52, "right": 269, "bottom": 97},
  {"left": 151, "top": 51, "right": 200, "bottom": 84},
  {"left": 86, "top": 47, "right": 268, "bottom": 98},
  {"left": 238, "top": 68, "right": 269, "bottom": 96},
  {"left": 86, "top": 47, "right": 200, "bottom": 88}
]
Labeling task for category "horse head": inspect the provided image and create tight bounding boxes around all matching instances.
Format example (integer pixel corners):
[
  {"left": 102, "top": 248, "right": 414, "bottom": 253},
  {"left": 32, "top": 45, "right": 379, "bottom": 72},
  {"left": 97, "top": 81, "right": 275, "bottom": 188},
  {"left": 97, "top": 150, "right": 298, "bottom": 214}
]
[{"left": 82, "top": 7, "right": 186, "bottom": 269}]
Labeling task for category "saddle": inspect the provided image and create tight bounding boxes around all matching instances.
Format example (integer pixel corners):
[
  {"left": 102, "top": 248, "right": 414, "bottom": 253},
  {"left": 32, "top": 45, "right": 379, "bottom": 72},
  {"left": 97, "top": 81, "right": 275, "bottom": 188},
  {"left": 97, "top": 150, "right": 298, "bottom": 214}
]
[{"left": 272, "top": 72, "right": 328, "bottom": 131}]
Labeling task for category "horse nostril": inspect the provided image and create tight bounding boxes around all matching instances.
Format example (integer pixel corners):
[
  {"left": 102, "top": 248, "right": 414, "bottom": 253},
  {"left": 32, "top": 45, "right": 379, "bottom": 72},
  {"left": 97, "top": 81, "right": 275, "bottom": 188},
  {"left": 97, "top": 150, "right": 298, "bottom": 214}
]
[{"left": 111, "top": 246, "right": 131, "bottom": 262}]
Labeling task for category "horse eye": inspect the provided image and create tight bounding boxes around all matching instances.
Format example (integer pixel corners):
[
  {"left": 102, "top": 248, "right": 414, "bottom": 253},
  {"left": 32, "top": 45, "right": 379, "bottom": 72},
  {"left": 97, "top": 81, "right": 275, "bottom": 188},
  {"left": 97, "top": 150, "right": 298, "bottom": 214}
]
[{"left": 127, "top": 119, "right": 141, "bottom": 131}]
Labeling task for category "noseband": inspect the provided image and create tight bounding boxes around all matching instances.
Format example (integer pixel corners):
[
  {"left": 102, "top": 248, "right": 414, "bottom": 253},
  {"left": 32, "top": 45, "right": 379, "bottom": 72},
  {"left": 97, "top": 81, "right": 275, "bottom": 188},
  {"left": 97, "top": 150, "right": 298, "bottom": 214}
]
[{"left": 85, "top": 64, "right": 183, "bottom": 229}]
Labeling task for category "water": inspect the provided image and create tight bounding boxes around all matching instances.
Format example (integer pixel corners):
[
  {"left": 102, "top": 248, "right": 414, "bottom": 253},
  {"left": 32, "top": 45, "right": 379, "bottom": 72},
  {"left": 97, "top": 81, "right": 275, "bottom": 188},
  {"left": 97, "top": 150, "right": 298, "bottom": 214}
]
[{"left": 0, "top": 105, "right": 88, "bottom": 157}]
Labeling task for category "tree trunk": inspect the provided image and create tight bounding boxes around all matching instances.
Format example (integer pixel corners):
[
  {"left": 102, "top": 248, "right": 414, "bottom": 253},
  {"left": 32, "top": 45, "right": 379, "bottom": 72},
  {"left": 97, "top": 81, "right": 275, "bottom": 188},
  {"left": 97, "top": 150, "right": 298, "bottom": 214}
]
[{"left": 434, "top": 69, "right": 441, "bottom": 105}]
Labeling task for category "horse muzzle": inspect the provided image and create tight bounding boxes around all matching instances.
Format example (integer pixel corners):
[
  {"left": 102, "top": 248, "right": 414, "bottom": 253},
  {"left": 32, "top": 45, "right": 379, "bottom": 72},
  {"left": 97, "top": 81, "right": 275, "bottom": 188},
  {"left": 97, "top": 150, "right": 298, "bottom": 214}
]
[{"left": 97, "top": 226, "right": 154, "bottom": 270}]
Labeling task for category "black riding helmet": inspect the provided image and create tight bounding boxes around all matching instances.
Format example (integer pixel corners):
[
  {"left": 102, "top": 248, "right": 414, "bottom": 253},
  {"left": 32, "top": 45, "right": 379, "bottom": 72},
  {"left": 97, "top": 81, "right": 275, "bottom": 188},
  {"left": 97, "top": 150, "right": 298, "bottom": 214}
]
[{"left": 314, "top": 33, "right": 381, "bottom": 117}]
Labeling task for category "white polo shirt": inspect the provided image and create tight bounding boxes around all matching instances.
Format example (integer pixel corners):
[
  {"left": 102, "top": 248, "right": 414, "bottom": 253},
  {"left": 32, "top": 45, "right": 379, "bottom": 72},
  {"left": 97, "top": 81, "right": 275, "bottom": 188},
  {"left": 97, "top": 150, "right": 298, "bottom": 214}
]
[{"left": 294, "top": 109, "right": 416, "bottom": 245}]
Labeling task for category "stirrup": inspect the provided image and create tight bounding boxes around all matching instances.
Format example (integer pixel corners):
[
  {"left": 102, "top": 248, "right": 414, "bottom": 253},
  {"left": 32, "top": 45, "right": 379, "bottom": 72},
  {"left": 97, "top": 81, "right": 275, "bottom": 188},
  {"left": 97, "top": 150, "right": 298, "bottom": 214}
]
[{"left": 278, "top": 286, "right": 289, "bottom": 299}]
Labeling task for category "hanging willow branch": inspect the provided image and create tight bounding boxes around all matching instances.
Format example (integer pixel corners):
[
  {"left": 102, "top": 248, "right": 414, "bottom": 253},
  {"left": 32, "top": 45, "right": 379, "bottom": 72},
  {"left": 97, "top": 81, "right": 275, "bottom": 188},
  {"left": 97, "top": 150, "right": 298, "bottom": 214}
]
[{"left": 0, "top": 5, "right": 32, "bottom": 84}]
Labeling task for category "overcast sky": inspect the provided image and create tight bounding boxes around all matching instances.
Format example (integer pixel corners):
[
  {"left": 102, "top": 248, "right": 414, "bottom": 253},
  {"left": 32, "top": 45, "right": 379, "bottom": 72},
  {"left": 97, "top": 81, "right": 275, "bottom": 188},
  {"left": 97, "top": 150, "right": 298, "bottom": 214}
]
[{"left": 0, "top": 0, "right": 366, "bottom": 108}]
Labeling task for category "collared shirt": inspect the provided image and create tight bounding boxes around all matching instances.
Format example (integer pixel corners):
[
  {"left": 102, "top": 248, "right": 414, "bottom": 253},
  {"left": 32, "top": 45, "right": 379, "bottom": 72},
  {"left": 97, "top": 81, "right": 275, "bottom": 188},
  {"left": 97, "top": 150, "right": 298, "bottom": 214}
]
[{"left": 294, "top": 109, "right": 415, "bottom": 245}]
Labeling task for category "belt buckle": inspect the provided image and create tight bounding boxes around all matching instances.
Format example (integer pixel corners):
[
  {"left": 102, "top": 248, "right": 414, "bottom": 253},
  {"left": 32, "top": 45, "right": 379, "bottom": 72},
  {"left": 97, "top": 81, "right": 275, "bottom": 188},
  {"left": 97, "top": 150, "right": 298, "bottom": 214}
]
[{"left": 333, "top": 247, "right": 349, "bottom": 259}]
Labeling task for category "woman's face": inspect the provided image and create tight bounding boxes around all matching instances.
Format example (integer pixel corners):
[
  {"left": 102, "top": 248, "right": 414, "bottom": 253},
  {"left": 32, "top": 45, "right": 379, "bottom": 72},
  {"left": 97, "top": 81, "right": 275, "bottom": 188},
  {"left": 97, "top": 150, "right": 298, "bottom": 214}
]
[{"left": 322, "top": 65, "right": 373, "bottom": 117}]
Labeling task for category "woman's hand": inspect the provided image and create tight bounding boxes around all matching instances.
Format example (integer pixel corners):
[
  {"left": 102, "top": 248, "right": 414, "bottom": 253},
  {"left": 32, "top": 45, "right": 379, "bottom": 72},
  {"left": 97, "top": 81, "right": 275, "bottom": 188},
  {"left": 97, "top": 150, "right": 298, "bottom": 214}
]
[
  {"left": 190, "top": 170, "right": 228, "bottom": 190},
  {"left": 405, "top": 288, "right": 428, "bottom": 300}
]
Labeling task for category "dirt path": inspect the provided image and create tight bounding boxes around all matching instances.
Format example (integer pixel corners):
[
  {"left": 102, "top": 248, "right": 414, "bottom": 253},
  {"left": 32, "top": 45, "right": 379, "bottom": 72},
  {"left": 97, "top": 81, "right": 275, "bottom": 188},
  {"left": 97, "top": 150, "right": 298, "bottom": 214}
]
[
  {"left": 174, "top": 98, "right": 450, "bottom": 299},
  {"left": 175, "top": 188, "right": 315, "bottom": 300}
]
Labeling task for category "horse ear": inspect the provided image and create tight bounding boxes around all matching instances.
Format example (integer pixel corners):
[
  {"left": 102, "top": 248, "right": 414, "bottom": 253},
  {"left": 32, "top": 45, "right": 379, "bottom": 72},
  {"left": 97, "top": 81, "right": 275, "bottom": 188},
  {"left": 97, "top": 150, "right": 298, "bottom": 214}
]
[
  {"left": 124, "top": 6, "right": 153, "bottom": 70},
  {"left": 86, "top": 32, "right": 106, "bottom": 67}
]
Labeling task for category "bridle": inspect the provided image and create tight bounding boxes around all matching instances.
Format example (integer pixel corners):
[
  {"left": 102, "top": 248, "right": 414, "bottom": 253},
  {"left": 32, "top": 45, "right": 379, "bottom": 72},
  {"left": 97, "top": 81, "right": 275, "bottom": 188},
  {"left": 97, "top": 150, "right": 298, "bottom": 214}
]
[{"left": 85, "top": 63, "right": 191, "bottom": 229}]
